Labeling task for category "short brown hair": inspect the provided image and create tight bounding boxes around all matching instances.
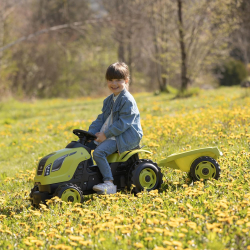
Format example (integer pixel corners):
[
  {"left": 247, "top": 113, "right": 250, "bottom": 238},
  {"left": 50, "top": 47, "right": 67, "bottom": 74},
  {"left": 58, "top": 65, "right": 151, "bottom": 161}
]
[{"left": 105, "top": 62, "right": 130, "bottom": 81}]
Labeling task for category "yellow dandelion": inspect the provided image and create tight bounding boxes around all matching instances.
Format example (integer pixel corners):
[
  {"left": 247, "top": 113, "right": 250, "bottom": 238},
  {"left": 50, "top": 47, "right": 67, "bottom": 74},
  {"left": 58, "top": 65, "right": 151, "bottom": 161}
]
[
  {"left": 133, "top": 242, "right": 144, "bottom": 248},
  {"left": 163, "top": 240, "right": 172, "bottom": 245},
  {"left": 153, "top": 247, "right": 167, "bottom": 250},
  {"left": 186, "top": 222, "right": 197, "bottom": 229},
  {"left": 178, "top": 233, "right": 185, "bottom": 238},
  {"left": 5, "top": 230, "right": 12, "bottom": 235},
  {"left": 144, "top": 237, "right": 153, "bottom": 241},
  {"left": 39, "top": 232, "right": 46, "bottom": 236},
  {"left": 30, "top": 239, "right": 44, "bottom": 247},
  {"left": 79, "top": 240, "right": 92, "bottom": 246},
  {"left": 69, "top": 242, "right": 78, "bottom": 246},
  {"left": 68, "top": 235, "right": 84, "bottom": 241},
  {"left": 181, "top": 228, "right": 188, "bottom": 233},
  {"left": 154, "top": 228, "right": 164, "bottom": 233},
  {"left": 146, "top": 219, "right": 153, "bottom": 224},
  {"left": 172, "top": 241, "right": 182, "bottom": 247},
  {"left": 153, "top": 198, "right": 163, "bottom": 203}
]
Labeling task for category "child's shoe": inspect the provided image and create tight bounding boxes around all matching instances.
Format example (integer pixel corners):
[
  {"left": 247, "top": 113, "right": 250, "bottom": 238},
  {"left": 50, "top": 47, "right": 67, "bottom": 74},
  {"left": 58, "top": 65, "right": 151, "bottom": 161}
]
[{"left": 93, "top": 181, "right": 117, "bottom": 195}]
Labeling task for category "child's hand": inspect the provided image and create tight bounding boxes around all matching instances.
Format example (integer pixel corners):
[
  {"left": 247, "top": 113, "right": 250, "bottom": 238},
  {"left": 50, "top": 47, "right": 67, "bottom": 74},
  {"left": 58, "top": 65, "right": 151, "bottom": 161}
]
[{"left": 95, "top": 132, "right": 107, "bottom": 143}]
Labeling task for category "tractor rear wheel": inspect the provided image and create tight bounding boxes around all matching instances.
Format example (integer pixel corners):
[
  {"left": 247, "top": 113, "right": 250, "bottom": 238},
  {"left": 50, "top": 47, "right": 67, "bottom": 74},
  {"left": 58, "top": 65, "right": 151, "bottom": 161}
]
[
  {"left": 54, "top": 183, "right": 83, "bottom": 204},
  {"left": 128, "top": 160, "right": 163, "bottom": 193},
  {"left": 189, "top": 156, "right": 221, "bottom": 182}
]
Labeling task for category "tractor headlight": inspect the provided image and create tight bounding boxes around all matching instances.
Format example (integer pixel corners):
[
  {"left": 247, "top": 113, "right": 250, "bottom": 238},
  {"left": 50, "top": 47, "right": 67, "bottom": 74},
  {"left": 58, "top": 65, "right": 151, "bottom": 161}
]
[
  {"left": 44, "top": 164, "right": 52, "bottom": 176},
  {"left": 52, "top": 154, "right": 68, "bottom": 172}
]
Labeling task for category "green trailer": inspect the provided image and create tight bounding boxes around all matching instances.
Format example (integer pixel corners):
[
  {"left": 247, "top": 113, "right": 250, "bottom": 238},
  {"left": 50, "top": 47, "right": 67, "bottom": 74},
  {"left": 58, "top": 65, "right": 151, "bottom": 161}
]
[{"left": 159, "top": 147, "right": 223, "bottom": 181}]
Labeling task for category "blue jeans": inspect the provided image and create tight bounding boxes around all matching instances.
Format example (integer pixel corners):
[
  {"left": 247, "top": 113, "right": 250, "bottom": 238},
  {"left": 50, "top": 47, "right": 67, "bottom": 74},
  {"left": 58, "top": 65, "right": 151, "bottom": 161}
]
[{"left": 86, "top": 139, "right": 117, "bottom": 181}]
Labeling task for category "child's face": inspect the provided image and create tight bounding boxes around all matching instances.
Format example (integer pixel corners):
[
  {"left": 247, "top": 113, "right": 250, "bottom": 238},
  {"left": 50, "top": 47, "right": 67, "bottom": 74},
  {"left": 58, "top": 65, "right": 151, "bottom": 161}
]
[{"left": 107, "top": 78, "right": 128, "bottom": 96}]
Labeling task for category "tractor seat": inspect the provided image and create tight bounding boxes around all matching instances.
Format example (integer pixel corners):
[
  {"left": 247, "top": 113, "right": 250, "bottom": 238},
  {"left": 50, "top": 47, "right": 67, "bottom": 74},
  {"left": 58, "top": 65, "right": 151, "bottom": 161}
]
[{"left": 114, "top": 145, "right": 142, "bottom": 153}]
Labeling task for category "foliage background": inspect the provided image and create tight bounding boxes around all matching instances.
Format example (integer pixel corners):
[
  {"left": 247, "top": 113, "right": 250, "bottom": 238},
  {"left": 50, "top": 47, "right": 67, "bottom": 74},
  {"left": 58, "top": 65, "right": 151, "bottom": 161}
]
[{"left": 0, "top": 0, "right": 250, "bottom": 99}]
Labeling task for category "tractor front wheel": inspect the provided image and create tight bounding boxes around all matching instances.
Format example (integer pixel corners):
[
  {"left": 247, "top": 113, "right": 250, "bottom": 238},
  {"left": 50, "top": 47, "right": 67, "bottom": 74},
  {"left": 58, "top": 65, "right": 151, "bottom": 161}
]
[
  {"left": 128, "top": 160, "right": 163, "bottom": 193},
  {"left": 29, "top": 185, "right": 39, "bottom": 207},
  {"left": 54, "top": 183, "right": 83, "bottom": 204},
  {"left": 189, "top": 156, "right": 221, "bottom": 182}
]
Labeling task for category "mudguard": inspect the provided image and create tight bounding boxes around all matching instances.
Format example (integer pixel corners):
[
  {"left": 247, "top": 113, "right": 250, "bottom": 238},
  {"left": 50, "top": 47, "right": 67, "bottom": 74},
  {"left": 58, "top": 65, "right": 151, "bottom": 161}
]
[{"left": 107, "top": 149, "right": 152, "bottom": 163}]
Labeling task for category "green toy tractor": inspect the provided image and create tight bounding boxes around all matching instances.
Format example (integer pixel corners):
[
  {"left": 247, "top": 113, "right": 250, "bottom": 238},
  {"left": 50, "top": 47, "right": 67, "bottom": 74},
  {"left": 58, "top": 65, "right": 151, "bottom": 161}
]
[
  {"left": 30, "top": 129, "right": 223, "bottom": 206},
  {"left": 30, "top": 129, "right": 163, "bottom": 206}
]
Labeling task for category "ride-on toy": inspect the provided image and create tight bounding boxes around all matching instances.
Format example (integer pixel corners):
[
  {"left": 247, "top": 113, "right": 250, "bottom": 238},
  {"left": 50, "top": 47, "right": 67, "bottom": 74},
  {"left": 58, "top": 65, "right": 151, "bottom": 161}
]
[{"left": 30, "top": 129, "right": 222, "bottom": 206}]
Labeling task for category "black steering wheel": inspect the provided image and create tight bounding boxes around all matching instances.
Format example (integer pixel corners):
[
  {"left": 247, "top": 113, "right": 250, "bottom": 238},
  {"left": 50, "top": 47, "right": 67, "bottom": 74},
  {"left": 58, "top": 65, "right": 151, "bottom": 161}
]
[{"left": 73, "top": 129, "right": 97, "bottom": 145}]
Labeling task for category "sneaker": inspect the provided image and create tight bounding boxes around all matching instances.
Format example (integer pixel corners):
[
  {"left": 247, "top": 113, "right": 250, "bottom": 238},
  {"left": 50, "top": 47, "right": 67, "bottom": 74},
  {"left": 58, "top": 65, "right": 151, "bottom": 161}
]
[{"left": 93, "top": 182, "right": 117, "bottom": 195}]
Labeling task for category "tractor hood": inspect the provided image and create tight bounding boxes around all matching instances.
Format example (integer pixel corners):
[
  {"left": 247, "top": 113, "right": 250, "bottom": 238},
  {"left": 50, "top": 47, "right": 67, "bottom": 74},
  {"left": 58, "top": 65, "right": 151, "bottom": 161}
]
[{"left": 34, "top": 147, "right": 90, "bottom": 185}]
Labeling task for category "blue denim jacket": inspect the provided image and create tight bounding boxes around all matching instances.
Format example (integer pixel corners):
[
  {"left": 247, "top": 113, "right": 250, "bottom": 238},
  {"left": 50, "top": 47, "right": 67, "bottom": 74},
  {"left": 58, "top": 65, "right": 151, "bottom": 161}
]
[{"left": 88, "top": 89, "right": 143, "bottom": 153}]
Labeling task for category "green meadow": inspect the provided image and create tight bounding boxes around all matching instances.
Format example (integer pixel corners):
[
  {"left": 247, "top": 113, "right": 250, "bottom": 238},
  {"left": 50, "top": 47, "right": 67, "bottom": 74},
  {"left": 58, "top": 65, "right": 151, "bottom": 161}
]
[{"left": 0, "top": 87, "right": 250, "bottom": 250}]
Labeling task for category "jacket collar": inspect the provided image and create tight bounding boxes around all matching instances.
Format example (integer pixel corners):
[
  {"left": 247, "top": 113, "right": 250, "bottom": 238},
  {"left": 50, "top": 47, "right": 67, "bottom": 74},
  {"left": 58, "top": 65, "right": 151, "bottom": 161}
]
[{"left": 112, "top": 88, "right": 127, "bottom": 111}]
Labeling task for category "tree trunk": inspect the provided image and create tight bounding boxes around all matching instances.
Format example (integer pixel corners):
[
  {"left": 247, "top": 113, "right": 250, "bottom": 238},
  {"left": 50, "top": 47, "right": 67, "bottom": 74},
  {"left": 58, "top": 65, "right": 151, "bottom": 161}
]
[
  {"left": 0, "top": 0, "right": 6, "bottom": 68},
  {"left": 177, "top": 0, "right": 188, "bottom": 92}
]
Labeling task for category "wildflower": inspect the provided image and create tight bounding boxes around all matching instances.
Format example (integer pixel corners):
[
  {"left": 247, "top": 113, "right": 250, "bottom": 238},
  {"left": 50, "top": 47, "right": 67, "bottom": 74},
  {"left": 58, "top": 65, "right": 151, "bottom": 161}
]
[
  {"left": 178, "top": 233, "right": 185, "bottom": 238},
  {"left": 179, "top": 228, "right": 188, "bottom": 233},
  {"left": 68, "top": 235, "right": 84, "bottom": 241},
  {"left": 30, "top": 239, "right": 44, "bottom": 247},
  {"left": 133, "top": 242, "right": 144, "bottom": 248},
  {"left": 153, "top": 198, "right": 163, "bottom": 203},
  {"left": 79, "top": 240, "right": 92, "bottom": 246},
  {"left": 153, "top": 247, "right": 167, "bottom": 250},
  {"left": 163, "top": 240, "right": 172, "bottom": 245},
  {"left": 39, "top": 232, "right": 46, "bottom": 236},
  {"left": 172, "top": 241, "right": 182, "bottom": 247},
  {"left": 154, "top": 228, "right": 164, "bottom": 233},
  {"left": 50, "top": 244, "right": 72, "bottom": 250},
  {"left": 144, "top": 237, "right": 153, "bottom": 241},
  {"left": 236, "top": 220, "right": 245, "bottom": 225},
  {"left": 186, "top": 203, "right": 193, "bottom": 210},
  {"left": 146, "top": 219, "right": 153, "bottom": 225},
  {"left": 194, "top": 214, "right": 205, "bottom": 220}
]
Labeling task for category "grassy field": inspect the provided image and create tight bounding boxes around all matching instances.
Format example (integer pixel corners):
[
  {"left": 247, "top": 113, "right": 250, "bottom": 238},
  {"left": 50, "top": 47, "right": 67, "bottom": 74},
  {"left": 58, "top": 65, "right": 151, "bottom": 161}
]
[{"left": 0, "top": 87, "right": 250, "bottom": 250}]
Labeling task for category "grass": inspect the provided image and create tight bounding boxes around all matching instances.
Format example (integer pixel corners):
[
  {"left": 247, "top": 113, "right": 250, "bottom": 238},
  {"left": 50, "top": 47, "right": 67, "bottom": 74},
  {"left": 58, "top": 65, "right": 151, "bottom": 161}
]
[{"left": 0, "top": 87, "right": 250, "bottom": 250}]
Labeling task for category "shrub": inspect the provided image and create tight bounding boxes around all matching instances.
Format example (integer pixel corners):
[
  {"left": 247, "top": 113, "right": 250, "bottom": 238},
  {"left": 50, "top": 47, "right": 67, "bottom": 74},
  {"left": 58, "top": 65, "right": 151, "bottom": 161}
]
[{"left": 214, "top": 58, "right": 248, "bottom": 86}]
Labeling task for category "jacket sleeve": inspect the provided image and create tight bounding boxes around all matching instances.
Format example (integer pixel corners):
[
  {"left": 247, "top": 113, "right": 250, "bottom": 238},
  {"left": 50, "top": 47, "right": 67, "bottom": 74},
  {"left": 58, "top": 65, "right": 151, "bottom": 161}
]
[
  {"left": 88, "top": 98, "right": 106, "bottom": 135},
  {"left": 104, "top": 99, "right": 137, "bottom": 138},
  {"left": 88, "top": 112, "right": 104, "bottom": 135}
]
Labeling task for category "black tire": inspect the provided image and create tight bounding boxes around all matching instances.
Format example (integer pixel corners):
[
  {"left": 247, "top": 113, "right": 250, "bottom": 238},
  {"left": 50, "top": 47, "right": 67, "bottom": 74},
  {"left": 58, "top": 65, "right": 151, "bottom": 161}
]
[
  {"left": 54, "top": 183, "right": 83, "bottom": 204},
  {"left": 128, "top": 159, "right": 163, "bottom": 193},
  {"left": 189, "top": 156, "right": 221, "bottom": 182},
  {"left": 29, "top": 185, "right": 39, "bottom": 198},
  {"left": 29, "top": 185, "right": 39, "bottom": 206}
]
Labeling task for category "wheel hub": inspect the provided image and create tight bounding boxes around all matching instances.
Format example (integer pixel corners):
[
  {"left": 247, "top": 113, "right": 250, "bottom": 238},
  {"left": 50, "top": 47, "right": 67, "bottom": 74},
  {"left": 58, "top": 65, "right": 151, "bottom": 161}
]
[
  {"left": 195, "top": 161, "right": 216, "bottom": 180},
  {"left": 145, "top": 175, "right": 151, "bottom": 182},
  {"left": 202, "top": 168, "right": 209, "bottom": 175},
  {"left": 139, "top": 168, "right": 157, "bottom": 189},
  {"left": 61, "top": 188, "right": 81, "bottom": 204},
  {"left": 68, "top": 196, "right": 74, "bottom": 202}
]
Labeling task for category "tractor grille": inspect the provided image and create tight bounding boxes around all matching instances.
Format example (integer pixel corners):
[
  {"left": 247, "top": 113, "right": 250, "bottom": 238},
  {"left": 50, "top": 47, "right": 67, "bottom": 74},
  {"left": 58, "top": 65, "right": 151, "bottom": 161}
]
[{"left": 37, "top": 153, "right": 55, "bottom": 175}]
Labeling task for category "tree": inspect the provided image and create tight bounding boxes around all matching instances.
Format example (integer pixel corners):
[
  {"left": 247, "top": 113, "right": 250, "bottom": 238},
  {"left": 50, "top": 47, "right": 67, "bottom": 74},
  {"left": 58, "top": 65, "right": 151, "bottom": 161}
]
[
  {"left": 230, "top": 0, "right": 250, "bottom": 64},
  {"left": 176, "top": 0, "right": 188, "bottom": 92}
]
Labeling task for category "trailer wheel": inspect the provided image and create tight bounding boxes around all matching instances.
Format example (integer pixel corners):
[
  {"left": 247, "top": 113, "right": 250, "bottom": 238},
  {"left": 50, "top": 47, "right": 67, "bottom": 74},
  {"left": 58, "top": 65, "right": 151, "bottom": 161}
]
[
  {"left": 128, "top": 160, "right": 163, "bottom": 193},
  {"left": 190, "top": 156, "right": 221, "bottom": 181}
]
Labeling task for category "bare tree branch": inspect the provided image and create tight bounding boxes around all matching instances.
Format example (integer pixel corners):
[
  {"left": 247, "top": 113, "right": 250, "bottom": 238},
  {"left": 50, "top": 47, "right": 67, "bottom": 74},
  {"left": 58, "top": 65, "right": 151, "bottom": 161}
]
[{"left": 0, "top": 18, "right": 114, "bottom": 53}]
